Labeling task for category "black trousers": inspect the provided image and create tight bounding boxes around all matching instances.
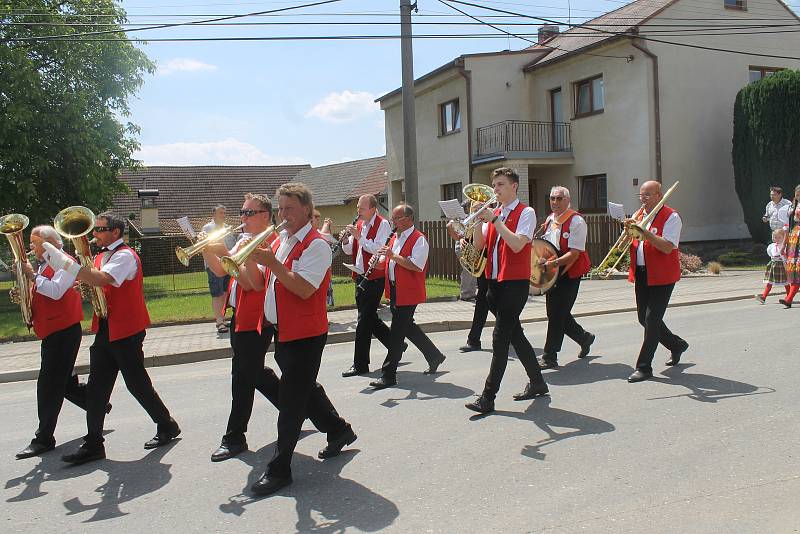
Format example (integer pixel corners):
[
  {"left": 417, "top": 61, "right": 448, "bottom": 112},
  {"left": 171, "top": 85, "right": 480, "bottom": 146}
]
[
  {"left": 634, "top": 267, "right": 686, "bottom": 372},
  {"left": 482, "top": 279, "right": 545, "bottom": 400},
  {"left": 84, "top": 321, "right": 172, "bottom": 448},
  {"left": 33, "top": 323, "right": 87, "bottom": 446},
  {"left": 380, "top": 283, "right": 445, "bottom": 379},
  {"left": 467, "top": 273, "right": 490, "bottom": 345},
  {"left": 543, "top": 276, "right": 590, "bottom": 358},
  {"left": 267, "top": 333, "right": 348, "bottom": 479},
  {"left": 352, "top": 277, "right": 392, "bottom": 369}
]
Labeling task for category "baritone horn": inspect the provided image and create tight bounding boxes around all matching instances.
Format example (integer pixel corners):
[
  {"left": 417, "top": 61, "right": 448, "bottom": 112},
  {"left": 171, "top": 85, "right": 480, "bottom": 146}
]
[
  {"left": 175, "top": 223, "right": 245, "bottom": 267},
  {"left": 452, "top": 183, "right": 497, "bottom": 277},
  {"left": 0, "top": 213, "right": 34, "bottom": 327},
  {"left": 220, "top": 220, "right": 288, "bottom": 278},
  {"left": 53, "top": 206, "right": 108, "bottom": 318}
]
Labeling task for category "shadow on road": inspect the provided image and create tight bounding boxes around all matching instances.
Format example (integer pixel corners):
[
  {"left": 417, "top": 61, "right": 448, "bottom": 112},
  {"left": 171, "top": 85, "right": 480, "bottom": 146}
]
[
  {"left": 219, "top": 439, "right": 399, "bottom": 532},
  {"left": 358, "top": 370, "right": 475, "bottom": 408},
  {"left": 539, "top": 355, "right": 633, "bottom": 385},
  {"left": 650, "top": 363, "right": 775, "bottom": 403},
  {"left": 5, "top": 430, "right": 178, "bottom": 523}
]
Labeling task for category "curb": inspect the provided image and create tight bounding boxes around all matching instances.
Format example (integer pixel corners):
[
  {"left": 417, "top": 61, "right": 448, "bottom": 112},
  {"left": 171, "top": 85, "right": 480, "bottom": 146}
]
[{"left": 0, "top": 293, "right": 756, "bottom": 384}]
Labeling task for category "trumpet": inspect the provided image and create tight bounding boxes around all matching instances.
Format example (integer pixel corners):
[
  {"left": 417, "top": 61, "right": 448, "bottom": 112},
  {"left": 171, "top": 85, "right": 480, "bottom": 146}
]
[
  {"left": 331, "top": 214, "right": 359, "bottom": 257},
  {"left": 220, "top": 220, "right": 288, "bottom": 278},
  {"left": 0, "top": 213, "right": 34, "bottom": 327},
  {"left": 175, "top": 223, "right": 244, "bottom": 267}
]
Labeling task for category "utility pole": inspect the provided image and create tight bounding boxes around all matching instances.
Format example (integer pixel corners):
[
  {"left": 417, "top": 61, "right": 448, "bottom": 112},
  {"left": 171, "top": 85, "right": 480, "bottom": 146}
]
[{"left": 400, "top": 0, "right": 418, "bottom": 211}]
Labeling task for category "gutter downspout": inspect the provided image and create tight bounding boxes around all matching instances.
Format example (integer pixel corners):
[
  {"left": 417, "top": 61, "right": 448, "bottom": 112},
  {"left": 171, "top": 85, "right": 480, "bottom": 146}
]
[
  {"left": 630, "top": 39, "right": 662, "bottom": 183},
  {"left": 456, "top": 58, "right": 474, "bottom": 184}
]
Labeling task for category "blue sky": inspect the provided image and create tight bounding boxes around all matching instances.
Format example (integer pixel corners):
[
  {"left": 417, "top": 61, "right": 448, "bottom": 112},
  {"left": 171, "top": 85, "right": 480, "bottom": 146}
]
[{"left": 120, "top": 0, "right": 798, "bottom": 167}]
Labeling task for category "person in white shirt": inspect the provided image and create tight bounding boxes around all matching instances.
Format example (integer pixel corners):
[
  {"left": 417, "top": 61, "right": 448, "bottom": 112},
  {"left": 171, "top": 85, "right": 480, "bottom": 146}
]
[
  {"left": 341, "top": 195, "right": 395, "bottom": 377},
  {"left": 756, "top": 227, "right": 789, "bottom": 304},
  {"left": 15, "top": 225, "right": 92, "bottom": 460},
  {"left": 763, "top": 187, "right": 791, "bottom": 232},
  {"left": 314, "top": 210, "right": 336, "bottom": 308},
  {"left": 202, "top": 205, "right": 237, "bottom": 333}
]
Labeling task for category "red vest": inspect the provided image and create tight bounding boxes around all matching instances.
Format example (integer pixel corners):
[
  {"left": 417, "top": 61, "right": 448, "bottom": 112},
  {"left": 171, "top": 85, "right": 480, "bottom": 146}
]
[
  {"left": 628, "top": 205, "right": 681, "bottom": 286},
  {"left": 91, "top": 245, "right": 151, "bottom": 342},
  {"left": 31, "top": 259, "right": 84, "bottom": 340},
  {"left": 227, "top": 278, "right": 266, "bottom": 333},
  {"left": 556, "top": 212, "right": 591, "bottom": 279},
  {"left": 384, "top": 229, "right": 427, "bottom": 306},
  {"left": 485, "top": 202, "right": 532, "bottom": 281},
  {"left": 352, "top": 215, "right": 386, "bottom": 281},
  {"left": 267, "top": 228, "right": 330, "bottom": 342}
]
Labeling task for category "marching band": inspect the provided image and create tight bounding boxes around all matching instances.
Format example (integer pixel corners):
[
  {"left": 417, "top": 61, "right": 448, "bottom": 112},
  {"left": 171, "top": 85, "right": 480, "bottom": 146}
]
[{"left": 3, "top": 168, "right": 687, "bottom": 497}]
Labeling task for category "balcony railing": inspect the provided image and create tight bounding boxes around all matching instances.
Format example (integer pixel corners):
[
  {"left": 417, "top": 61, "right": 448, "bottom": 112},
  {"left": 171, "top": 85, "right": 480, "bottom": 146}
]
[{"left": 475, "top": 120, "right": 571, "bottom": 157}]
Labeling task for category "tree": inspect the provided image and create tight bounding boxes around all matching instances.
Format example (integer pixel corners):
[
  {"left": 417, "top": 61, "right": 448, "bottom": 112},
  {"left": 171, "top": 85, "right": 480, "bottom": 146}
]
[
  {"left": 732, "top": 69, "right": 800, "bottom": 243},
  {"left": 0, "top": 0, "right": 154, "bottom": 225}
]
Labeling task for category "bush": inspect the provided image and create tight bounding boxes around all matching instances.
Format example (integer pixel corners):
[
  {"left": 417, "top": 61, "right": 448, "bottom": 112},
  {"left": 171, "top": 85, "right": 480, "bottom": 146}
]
[
  {"left": 707, "top": 261, "right": 722, "bottom": 274},
  {"left": 680, "top": 252, "right": 703, "bottom": 273},
  {"left": 717, "top": 251, "right": 754, "bottom": 266}
]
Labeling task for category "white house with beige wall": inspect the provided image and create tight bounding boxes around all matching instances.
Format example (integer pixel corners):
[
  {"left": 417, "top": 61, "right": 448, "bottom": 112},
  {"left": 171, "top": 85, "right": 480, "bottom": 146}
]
[{"left": 378, "top": 0, "right": 800, "bottom": 243}]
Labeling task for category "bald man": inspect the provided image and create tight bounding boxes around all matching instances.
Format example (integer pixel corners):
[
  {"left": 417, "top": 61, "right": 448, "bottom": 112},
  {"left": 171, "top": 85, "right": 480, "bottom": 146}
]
[{"left": 624, "top": 180, "right": 689, "bottom": 383}]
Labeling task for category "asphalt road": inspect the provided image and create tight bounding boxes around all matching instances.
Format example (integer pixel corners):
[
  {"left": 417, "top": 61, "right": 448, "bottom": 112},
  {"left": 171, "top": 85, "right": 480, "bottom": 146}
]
[{"left": 1, "top": 299, "right": 798, "bottom": 533}]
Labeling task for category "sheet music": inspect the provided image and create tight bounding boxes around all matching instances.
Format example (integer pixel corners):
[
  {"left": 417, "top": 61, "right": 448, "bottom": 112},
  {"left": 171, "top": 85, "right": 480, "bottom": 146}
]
[
  {"left": 439, "top": 199, "right": 467, "bottom": 220},
  {"left": 176, "top": 216, "right": 197, "bottom": 240},
  {"left": 607, "top": 202, "right": 626, "bottom": 221},
  {"left": 343, "top": 263, "right": 364, "bottom": 275}
]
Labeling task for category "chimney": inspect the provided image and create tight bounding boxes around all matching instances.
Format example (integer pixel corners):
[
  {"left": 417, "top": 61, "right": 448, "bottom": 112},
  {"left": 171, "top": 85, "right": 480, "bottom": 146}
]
[
  {"left": 538, "top": 24, "right": 560, "bottom": 44},
  {"left": 137, "top": 189, "right": 160, "bottom": 235}
]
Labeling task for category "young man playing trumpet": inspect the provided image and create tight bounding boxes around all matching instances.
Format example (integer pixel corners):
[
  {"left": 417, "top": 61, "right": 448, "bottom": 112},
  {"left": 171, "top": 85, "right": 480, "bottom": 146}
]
[{"left": 45, "top": 213, "right": 180, "bottom": 465}]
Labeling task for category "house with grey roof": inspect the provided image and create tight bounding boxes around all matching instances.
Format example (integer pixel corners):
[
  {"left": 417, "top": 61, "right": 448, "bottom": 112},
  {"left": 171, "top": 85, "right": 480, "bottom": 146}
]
[{"left": 378, "top": 0, "right": 800, "bottom": 243}]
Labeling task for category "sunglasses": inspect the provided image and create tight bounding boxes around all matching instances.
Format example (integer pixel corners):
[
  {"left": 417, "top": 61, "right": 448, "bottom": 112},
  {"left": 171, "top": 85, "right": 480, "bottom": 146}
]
[
  {"left": 549, "top": 196, "right": 565, "bottom": 201},
  {"left": 239, "top": 209, "right": 268, "bottom": 217},
  {"left": 93, "top": 226, "right": 112, "bottom": 232}
]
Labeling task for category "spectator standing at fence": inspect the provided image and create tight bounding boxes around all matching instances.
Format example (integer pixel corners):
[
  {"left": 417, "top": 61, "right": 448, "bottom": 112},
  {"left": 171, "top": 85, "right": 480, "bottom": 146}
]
[
  {"left": 763, "top": 186, "right": 791, "bottom": 232},
  {"left": 756, "top": 228, "right": 789, "bottom": 304},
  {"left": 314, "top": 210, "right": 336, "bottom": 308},
  {"left": 203, "top": 205, "right": 238, "bottom": 334},
  {"left": 45, "top": 213, "right": 180, "bottom": 465}
]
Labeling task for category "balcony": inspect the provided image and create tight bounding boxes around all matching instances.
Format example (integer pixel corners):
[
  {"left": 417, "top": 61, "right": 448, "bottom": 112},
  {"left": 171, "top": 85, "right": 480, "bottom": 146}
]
[{"left": 474, "top": 120, "right": 572, "bottom": 164}]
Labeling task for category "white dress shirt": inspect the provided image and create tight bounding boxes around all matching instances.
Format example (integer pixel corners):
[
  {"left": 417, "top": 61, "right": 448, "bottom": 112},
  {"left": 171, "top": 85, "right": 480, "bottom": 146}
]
[
  {"left": 34, "top": 257, "right": 78, "bottom": 300},
  {"left": 227, "top": 233, "right": 253, "bottom": 308},
  {"left": 543, "top": 212, "right": 587, "bottom": 251},
  {"left": 764, "top": 199, "right": 792, "bottom": 231},
  {"left": 636, "top": 210, "right": 682, "bottom": 266},
  {"left": 264, "top": 222, "right": 332, "bottom": 325},
  {"left": 99, "top": 238, "right": 137, "bottom": 287},
  {"left": 388, "top": 226, "right": 429, "bottom": 281},
  {"left": 485, "top": 199, "right": 536, "bottom": 280},
  {"left": 341, "top": 213, "right": 392, "bottom": 272}
]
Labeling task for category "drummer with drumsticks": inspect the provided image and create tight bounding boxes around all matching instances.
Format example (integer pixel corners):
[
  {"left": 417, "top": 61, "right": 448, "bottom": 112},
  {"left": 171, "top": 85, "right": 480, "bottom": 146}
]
[
  {"left": 464, "top": 167, "right": 549, "bottom": 414},
  {"left": 535, "top": 186, "right": 595, "bottom": 369}
]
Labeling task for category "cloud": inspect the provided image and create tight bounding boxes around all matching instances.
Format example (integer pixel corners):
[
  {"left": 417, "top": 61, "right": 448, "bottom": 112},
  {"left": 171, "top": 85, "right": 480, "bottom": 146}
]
[
  {"left": 157, "top": 58, "right": 218, "bottom": 76},
  {"left": 134, "top": 138, "right": 307, "bottom": 166},
  {"left": 305, "top": 90, "right": 380, "bottom": 123}
]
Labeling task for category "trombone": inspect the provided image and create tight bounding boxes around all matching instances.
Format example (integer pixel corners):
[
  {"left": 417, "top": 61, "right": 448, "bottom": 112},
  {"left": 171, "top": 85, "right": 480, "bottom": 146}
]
[
  {"left": 175, "top": 223, "right": 244, "bottom": 267},
  {"left": 220, "top": 220, "right": 288, "bottom": 278}
]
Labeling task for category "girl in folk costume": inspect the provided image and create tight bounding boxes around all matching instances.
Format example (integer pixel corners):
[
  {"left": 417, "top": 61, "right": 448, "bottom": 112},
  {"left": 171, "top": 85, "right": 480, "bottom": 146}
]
[
  {"left": 780, "top": 203, "right": 800, "bottom": 308},
  {"left": 756, "top": 228, "right": 789, "bottom": 304}
]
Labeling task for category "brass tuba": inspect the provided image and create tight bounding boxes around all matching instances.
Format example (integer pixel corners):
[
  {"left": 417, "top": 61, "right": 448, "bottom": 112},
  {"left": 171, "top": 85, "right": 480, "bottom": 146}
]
[
  {"left": 0, "top": 213, "right": 34, "bottom": 327},
  {"left": 454, "top": 183, "right": 497, "bottom": 277},
  {"left": 220, "top": 220, "right": 288, "bottom": 278},
  {"left": 175, "top": 223, "right": 244, "bottom": 267},
  {"left": 53, "top": 206, "right": 108, "bottom": 318}
]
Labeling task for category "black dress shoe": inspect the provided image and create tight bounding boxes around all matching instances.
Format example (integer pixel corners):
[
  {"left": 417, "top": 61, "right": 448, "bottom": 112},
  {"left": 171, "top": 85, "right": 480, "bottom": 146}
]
[
  {"left": 459, "top": 342, "right": 481, "bottom": 352},
  {"left": 578, "top": 332, "right": 595, "bottom": 359},
  {"left": 342, "top": 366, "right": 369, "bottom": 377},
  {"left": 62, "top": 446, "right": 106, "bottom": 465},
  {"left": 423, "top": 354, "right": 446, "bottom": 374},
  {"left": 211, "top": 442, "right": 247, "bottom": 462},
  {"left": 779, "top": 298, "right": 793, "bottom": 309},
  {"left": 319, "top": 425, "right": 357, "bottom": 459},
  {"left": 538, "top": 355, "right": 558, "bottom": 369},
  {"left": 627, "top": 369, "right": 653, "bottom": 383},
  {"left": 16, "top": 441, "right": 55, "bottom": 460},
  {"left": 144, "top": 419, "right": 181, "bottom": 449},
  {"left": 465, "top": 396, "right": 495, "bottom": 414},
  {"left": 369, "top": 376, "right": 397, "bottom": 389},
  {"left": 666, "top": 341, "right": 689, "bottom": 366},
  {"left": 250, "top": 473, "right": 292, "bottom": 496},
  {"left": 512, "top": 382, "right": 549, "bottom": 401}
]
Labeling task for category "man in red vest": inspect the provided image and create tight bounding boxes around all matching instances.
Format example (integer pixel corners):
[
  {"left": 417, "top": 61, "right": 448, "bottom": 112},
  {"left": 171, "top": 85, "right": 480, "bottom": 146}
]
[
  {"left": 201, "top": 193, "right": 283, "bottom": 462},
  {"left": 369, "top": 203, "right": 447, "bottom": 389},
  {"left": 15, "top": 225, "right": 91, "bottom": 459},
  {"left": 465, "top": 167, "right": 548, "bottom": 414},
  {"left": 625, "top": 180, "right": 689, "bottom": 383},
  {"left": 249, "top": 182, "right": 356, "bottom": 497},
  {"left": 537, "top": 186, "right": 595, "bottom": 369},
  {"left": 340, "top": 194, "right": 394, "bottom": 377},
  {"left": 45, "top": 213, "right": 180, "bottom": 465}
]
